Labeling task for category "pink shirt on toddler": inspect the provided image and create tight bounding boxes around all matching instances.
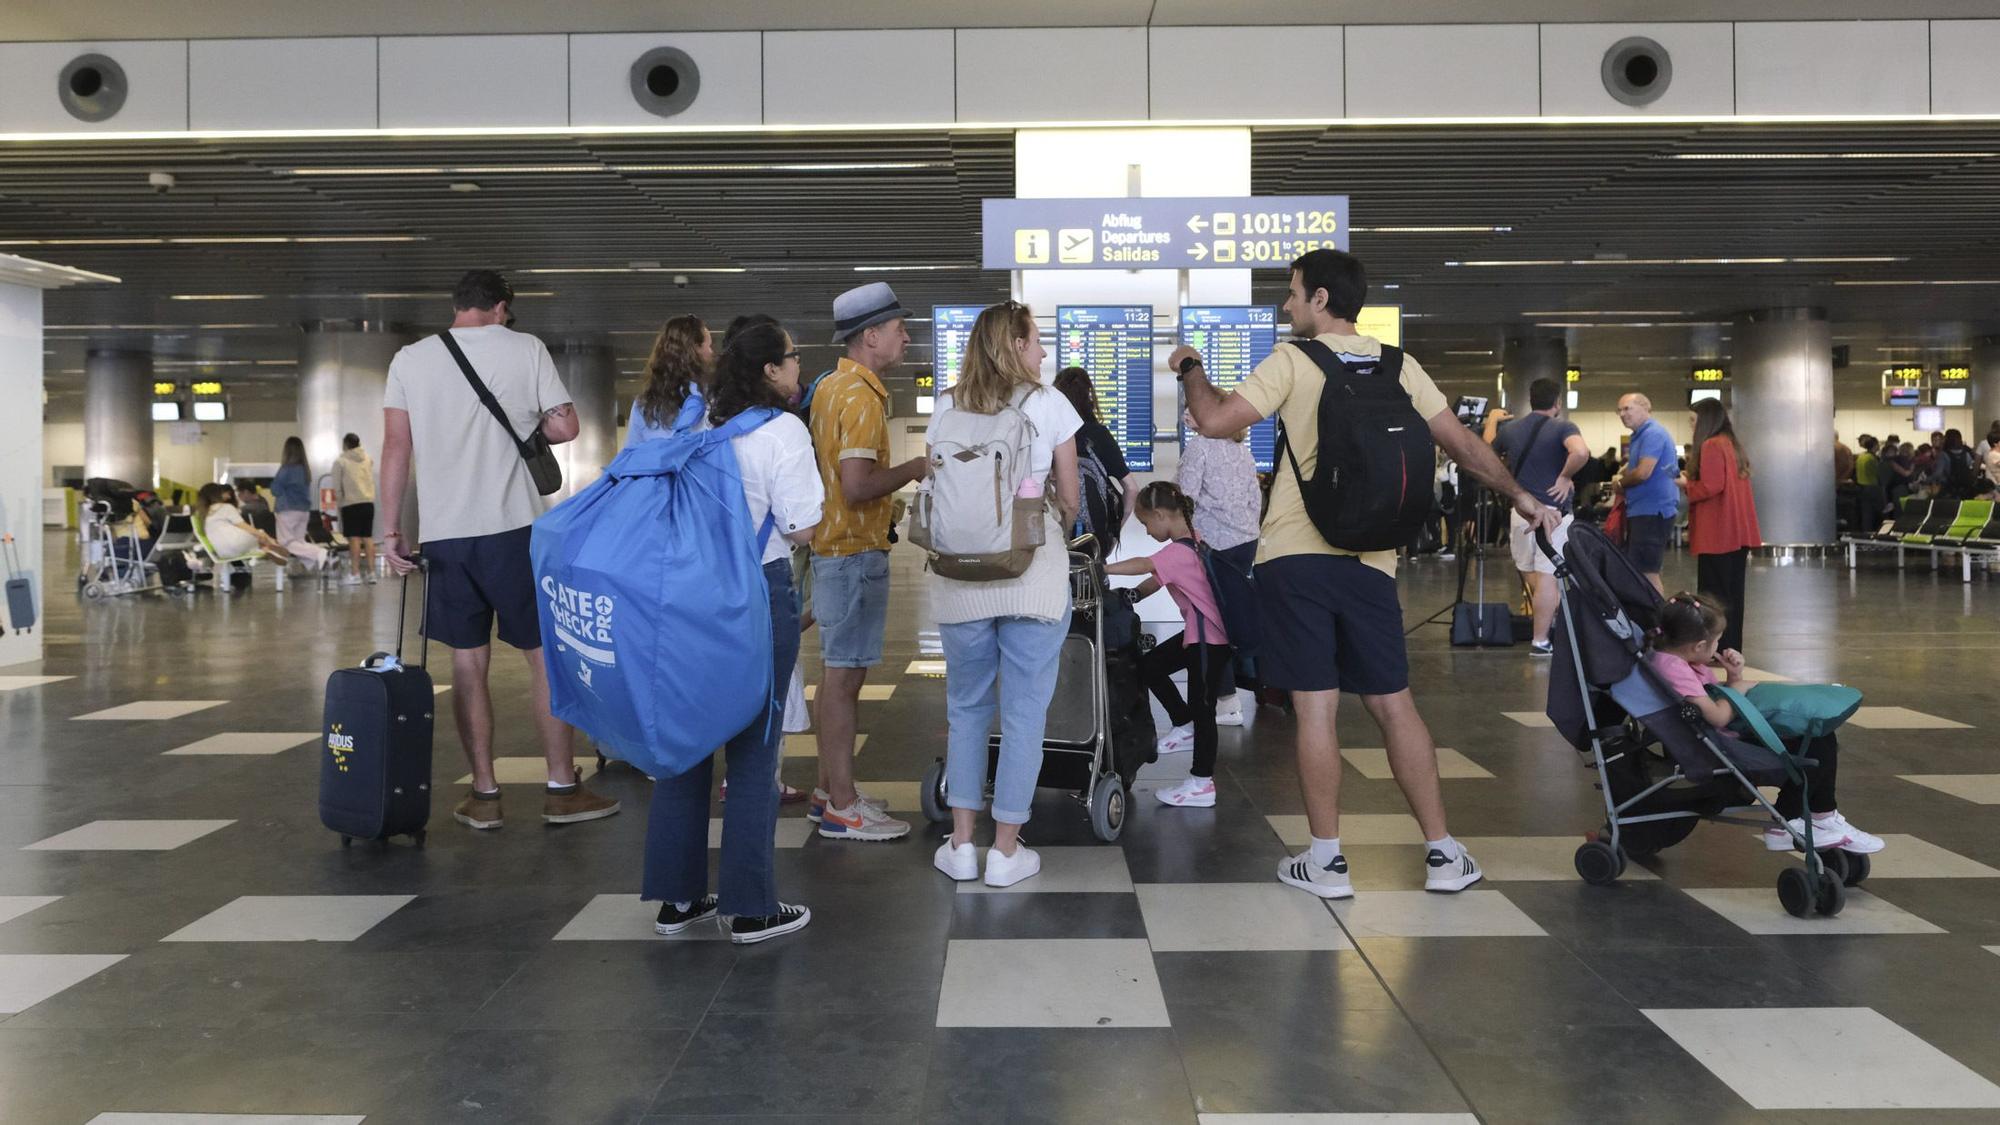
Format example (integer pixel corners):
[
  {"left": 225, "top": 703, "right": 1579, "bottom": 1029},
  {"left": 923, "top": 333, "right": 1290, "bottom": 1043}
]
[
  {"left": 1152, "top": 540, "right": 1229, "bottom": 646},
  {"left": 1648, "top": 651, "right": 1721, "bottom": 727}
]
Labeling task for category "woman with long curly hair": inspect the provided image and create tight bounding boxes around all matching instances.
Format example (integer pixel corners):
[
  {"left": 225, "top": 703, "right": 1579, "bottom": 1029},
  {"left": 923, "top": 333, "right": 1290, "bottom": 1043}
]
[{"left": 626, "top": 314, "right": 713, "bottom": 441}]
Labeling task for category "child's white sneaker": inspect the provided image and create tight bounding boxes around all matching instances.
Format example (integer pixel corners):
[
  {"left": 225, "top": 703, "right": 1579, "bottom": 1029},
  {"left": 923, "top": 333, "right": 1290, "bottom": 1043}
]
[
  {"left": 1156, "top": 723, "right": 1195, "bottom": 755},
  {"left": 1819, "top": 812, "right": 1885, "bottom": 854},
  {"left": 1215, "top": 695, "right": 1245, "bottom": 727},
  {"left": 1155, "top": 777, "right": 1216, "bottom": 808}
]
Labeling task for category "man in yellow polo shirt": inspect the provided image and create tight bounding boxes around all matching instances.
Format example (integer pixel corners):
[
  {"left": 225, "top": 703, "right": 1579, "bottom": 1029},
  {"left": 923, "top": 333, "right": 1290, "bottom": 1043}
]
[
  {"left": 1179, "top": 248, "right": 1556, "bottom": 901},
  {"left": 808, "top": 281, "right": 930, "bottom": 842}
]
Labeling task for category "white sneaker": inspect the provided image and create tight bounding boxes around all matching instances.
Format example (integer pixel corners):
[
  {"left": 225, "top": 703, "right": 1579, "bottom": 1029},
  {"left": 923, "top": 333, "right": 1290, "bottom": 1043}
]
[
  {"left": 934, "top": 838, "right": 979, "bottom": 881},
  {"left": 1155, "top": 777, "right": 1217, "bottom": 808},
  {"left": 1156, "top": 723, "right": 1195, "bottom": 755},
  {"left": 1764, "top": 817, "right": 1853, "bottom": 853},
  {"left": 340, "top": 572, "right": 364, "bottom": 586},
  {"left": 807, "top": 787, "right": 887, "bottom": 823},
  {"left": 816, "top": 799, "right": 909, "bottom": 841},
  {"left": 983, "top": 842, "right": 1041, "bottom": 888},
  {"left": 1819, "top": 812, "right": 1886, "bottom": 854},
  {"left": 1215, "top": 696, "right": 1245, "bottom": 727},
  {"left": 1277, "top": 849, "right": 1352, "bottom": 899},
  {"left": 1424, "top": 845, "right": 1483, "bottom": 893}
]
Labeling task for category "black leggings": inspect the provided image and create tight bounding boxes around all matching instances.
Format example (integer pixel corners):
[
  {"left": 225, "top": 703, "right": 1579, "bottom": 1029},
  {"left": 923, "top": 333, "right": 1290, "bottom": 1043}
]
[
  {"left": 1696, "top": 548, "right": 1749, "bottom": 654},
  {"left": 1771, "top": 734, "right": 1840, "bottom": 820},
  {"left": 1140, "top": 634, "right": 1231, "bottom": 779}
]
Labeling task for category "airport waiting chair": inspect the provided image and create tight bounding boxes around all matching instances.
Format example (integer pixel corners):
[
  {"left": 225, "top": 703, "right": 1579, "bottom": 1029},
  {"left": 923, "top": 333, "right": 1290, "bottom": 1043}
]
[
  {"left": 1900, "top": 499, "right": 1961, "bottom": 545},
  {"left": 1865, "top": 498, "right": 1928, "bottom": 542},
  {"left": 191, "top": 514, "right": 284, "bottom": 592}
]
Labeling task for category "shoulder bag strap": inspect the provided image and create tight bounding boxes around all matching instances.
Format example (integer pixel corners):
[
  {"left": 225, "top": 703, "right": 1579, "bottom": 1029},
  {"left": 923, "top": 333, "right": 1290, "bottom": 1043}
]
[{"left": 437, "top": 331, "right": 530, "bottom": 453}]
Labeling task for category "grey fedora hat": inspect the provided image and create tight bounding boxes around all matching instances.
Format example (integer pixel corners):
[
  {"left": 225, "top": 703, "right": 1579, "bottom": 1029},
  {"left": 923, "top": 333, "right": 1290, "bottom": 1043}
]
[{"left": 830, "top": 281, "right": 913, "bottom": 344}]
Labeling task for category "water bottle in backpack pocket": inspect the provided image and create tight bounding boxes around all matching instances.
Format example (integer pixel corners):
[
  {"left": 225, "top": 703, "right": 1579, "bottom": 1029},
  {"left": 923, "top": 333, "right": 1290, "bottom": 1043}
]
[{"left": 910, "top": 387, "right": 1047, "bottom": 581}]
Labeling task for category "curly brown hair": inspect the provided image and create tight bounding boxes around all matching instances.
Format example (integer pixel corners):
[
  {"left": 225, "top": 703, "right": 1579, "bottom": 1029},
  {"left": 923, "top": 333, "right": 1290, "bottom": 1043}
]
[
  {"left": 635, "top": 314, "right": 709, "bottom": 429},
  {"left": 708, "top": 320, "right": 795, "bottom": 424}
]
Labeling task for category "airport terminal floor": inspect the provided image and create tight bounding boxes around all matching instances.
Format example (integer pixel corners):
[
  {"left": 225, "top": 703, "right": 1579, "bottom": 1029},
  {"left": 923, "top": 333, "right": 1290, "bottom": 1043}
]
[{"left": 3, "top": 535, "right": 1999, "bottom": 1124}]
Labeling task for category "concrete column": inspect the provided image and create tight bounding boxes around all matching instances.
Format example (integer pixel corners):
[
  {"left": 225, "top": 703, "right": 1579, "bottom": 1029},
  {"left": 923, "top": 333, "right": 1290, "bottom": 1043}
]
[
  {"left": 552, "top": 339, "right": 617, "bottom": 494},
  {"left": 1502, "top": 335, "right": 1566, "bottom": 417},
  {"left": 297, "top": 320, "right": 407, "bottom": 477},
  {"left": 1972, "top": 335, "right": 2000, "bottom": 436},
  {"left": 1734, "top": 308, "right": 1835, "bottom": 545},
  {"left": 83, "top": 348, "right": 153, "bottom": 485}
]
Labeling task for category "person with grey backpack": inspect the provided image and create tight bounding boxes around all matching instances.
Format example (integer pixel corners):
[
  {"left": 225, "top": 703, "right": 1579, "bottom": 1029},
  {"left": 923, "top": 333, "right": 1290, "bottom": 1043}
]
[{"left": 913, "top": 301, "right": 1081, "bottom": 888}]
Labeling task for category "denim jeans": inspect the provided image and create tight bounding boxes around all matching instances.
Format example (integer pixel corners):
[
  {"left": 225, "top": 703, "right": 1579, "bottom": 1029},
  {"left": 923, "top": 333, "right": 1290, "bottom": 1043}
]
[
  {"left": 940, "top": 608, "right": 1071, "bottom": 825},
  {"left": 643, "top": 559, "right": 798, "bottom": 917}
]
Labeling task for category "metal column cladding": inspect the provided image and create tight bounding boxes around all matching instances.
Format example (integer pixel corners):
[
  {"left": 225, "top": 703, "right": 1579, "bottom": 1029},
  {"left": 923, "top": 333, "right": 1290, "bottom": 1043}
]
[
  {"left": 1733, "top": 309, "right": 1836, "bottom": 547},
  {"left": 1502, "top": 335, "right": 1566, "bottom": 417},
  {"left": 555, "top": 341, "right": 616, "bottom": 495},
  {"left": 83, "top": 348, "right": 153, "bottom": 485},
  {"left": 298, "top": 323, "right": 408, "bottom": 481}
]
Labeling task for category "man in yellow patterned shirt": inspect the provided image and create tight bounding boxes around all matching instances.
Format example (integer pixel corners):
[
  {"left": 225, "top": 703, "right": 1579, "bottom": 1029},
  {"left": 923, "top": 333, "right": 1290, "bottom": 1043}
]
[{"left": 807, "top": 282, "right": 929, "bottom": 842}]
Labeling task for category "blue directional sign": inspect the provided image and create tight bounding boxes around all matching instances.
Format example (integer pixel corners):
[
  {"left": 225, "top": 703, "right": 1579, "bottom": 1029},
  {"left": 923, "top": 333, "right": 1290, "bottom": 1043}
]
[
  {"left": 983, "top": 196, "right": 1348, "bottom": 270},
  {"left": 1058, "top": 306, "right": 1155, "bottom": 471},
  {"left": 1179, "top": 306, "right": 1279, "bottom": 471}
]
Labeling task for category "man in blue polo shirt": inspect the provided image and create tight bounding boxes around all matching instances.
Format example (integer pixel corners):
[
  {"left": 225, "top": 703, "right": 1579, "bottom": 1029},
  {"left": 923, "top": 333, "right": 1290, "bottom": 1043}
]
[{"left": 1616, "top": 392, "right": 1680, "bottom": 592}]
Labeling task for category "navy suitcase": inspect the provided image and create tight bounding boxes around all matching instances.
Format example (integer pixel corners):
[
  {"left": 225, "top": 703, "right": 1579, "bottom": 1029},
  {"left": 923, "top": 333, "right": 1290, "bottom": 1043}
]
[
  {"left": 2, "top": 535, "right": 32, "bottom": 633},
  {"left": 319, "top": 564, "right": 433, "bottom": 846}
]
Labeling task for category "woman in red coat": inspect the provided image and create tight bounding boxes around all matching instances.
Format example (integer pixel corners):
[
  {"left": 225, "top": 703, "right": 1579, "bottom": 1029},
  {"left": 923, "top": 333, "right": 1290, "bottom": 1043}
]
[{"left": 1680, "top": 398, "right": 1762, "bottom": 654}]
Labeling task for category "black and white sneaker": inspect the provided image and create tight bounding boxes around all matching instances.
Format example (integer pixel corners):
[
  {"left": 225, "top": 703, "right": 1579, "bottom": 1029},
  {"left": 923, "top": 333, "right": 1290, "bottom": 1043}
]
[
  {"left": 655, "top": 895, "right": 719, "bottom": 935},
  {"left": 1424, "top": 847, "right": 1483, "bottom": 893},
  {"left": 1276, "top": 849, "right": 1353, "bottom": 899},
  {"left": 728, "top": 902, "right": 812, "bottom": 945}
]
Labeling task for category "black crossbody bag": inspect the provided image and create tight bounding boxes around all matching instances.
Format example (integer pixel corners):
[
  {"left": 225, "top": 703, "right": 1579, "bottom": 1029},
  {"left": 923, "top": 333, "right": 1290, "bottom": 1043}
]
[{"left": 436, "top": 332, "right": 563, "bottom": 496}]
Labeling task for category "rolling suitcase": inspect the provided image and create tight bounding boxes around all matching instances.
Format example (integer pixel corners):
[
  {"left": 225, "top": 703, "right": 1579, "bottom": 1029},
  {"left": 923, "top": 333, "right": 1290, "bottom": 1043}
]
[
  {"left": 319, "top": 563, "right": 433, "bottom": 847},
  {"left": 2, "top": 534, "right": 32, "bottom": 633}
]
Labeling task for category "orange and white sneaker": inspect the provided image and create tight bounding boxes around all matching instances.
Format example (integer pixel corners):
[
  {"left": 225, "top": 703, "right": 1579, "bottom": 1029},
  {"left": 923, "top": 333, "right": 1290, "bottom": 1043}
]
[{"left": 816, "top": 800, "right": 910, "bottom": 841}]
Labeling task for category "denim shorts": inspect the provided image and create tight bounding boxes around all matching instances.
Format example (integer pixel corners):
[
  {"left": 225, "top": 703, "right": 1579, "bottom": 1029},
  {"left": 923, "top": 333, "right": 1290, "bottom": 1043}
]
[{"left": 810, "top": 549, "right": 890, "bottom": 669}]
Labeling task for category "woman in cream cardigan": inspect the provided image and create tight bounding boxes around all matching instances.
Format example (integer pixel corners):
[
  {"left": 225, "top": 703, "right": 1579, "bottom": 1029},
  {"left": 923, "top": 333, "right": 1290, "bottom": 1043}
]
[{"left": 927, "top": 301, "right": 1082, "bottom": 889}]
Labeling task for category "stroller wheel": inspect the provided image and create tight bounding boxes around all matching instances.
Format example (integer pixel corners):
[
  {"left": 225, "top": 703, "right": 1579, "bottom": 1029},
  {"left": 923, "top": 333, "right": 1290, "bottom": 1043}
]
[
  {"left": 1842, "top": 851, "right": 1870, "bottom": 887},
  {"left": 919, "top": 759, "right": 950, "bottom": 825},
  {"left": 81, "top": 582, "right": 107, "bottom": 601},
  {"left": 1777, "top": 866, "right": 1814, "bottom": 918},
  {"left": 1574, "top": 840, "right": 1624, "bottom": 886},
  {"left": 1816, "top": 848, "right": 1852, "bottom": 885},
  {"left": 1814, "top": 870, "right": 1846, "bottom": 917},
  {"left": 1088, "top": 773, "right": 1126, "bottom": 843}
]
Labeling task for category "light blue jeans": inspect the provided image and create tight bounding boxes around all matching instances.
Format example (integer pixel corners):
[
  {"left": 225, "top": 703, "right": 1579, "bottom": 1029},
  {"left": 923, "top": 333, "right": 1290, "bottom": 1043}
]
[{"left": 940, "top": 608, "right": 1072, "bottom": 825}]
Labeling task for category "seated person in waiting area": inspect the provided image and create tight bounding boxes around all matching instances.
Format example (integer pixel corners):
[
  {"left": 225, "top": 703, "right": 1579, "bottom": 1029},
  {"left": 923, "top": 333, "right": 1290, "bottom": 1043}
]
[
  {"left": 195, "top": 482, "right": 292, "bottom": 563},
  {"left": 1649, "top": 592, "right": 1883, "bottom": 856}
]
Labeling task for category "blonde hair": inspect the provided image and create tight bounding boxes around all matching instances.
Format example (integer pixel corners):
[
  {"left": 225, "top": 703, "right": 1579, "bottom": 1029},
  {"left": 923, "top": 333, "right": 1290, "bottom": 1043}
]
[{"left": 954, "top": 301, "right": 1040, "bottom": 415}]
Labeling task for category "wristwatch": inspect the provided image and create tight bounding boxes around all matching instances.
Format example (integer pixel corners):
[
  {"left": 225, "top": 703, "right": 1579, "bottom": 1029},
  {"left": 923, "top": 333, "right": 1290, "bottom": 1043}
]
[{"left": 1177, "top": 356, "right": 1201, "bottom": 379}]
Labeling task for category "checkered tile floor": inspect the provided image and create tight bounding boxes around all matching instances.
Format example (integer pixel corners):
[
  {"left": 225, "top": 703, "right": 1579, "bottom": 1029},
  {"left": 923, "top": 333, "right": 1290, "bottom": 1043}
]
[{"left": 4, "top": 544, "right": 2000, "bottom": 1122}]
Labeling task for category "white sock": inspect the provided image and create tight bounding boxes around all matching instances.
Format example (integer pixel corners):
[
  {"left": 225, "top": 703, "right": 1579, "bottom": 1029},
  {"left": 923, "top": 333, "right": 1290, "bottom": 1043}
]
[
  {"left": 1310, "top": 835, "right": 1342, "bottom": 867},
  {"left": 1426, "top": 835, "right": 1459, "bottom": 860},
  {"left": 672, "top": 900, "right": 691, "bottom": 912}
]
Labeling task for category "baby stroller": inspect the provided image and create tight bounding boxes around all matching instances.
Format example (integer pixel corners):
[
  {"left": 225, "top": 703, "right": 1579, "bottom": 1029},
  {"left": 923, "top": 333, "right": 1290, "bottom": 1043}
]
[
  {"left": 919, "top": 535, "right": 1155, "bottom": 842},
  {"left": 1544, "top": 521, "right": 1865, "bottom": 918},
  {"left": 78, "top": 478, "right": 165, "bottom": 600}
]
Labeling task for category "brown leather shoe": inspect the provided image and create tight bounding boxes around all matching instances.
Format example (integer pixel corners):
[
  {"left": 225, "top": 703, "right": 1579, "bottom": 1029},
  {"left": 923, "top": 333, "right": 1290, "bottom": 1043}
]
[
  {"left": 543, "top": 784, "right": 620, "bottom": 824},
  {"left": 454, "top": 791, "right": 504, "bottom": 830}
]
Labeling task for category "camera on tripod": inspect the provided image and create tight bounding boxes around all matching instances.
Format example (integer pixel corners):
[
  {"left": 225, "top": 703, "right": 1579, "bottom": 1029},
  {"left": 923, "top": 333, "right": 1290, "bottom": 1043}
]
[{"left": 1454, "top": 395, "right": 1490, "bottom": 429}]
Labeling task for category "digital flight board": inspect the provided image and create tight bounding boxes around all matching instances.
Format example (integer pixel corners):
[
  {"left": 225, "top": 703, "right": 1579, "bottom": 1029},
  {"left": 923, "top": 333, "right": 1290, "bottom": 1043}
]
[
  {"left": 932, "top": 305, "right": 984, "bottom": 390},
  {"left": 1179, "top": 306, "right": 1279, "bottom": 471},
  {"left": 1058, "top": 305, "right": 1155, "bottom": 471}
]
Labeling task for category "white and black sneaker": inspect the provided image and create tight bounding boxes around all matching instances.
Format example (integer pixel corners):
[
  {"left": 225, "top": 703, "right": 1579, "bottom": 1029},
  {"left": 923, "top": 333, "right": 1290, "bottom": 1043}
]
[
  {"left": 654, "top": 895, "right": 719, "bottom": 935},
  {"left": 1424, "top": 846, "right": 1483, "bottom": 893},
  {"left": 1276, "top": 849, "right": 1353, "bottom": 899},
  {"left": 728, "top": 902, "right": 812, "bottom": 945}
]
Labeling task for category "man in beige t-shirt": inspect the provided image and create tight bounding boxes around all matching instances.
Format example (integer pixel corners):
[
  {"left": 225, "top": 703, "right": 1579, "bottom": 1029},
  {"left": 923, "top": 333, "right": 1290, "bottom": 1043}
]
[{"left": 1179, "top": 248, "right": 1555, "bottom": 902}]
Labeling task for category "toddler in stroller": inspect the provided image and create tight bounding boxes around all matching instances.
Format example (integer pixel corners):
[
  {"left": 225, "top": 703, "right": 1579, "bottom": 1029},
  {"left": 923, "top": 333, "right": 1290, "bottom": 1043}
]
[{"left": 1546, "top": 520, "right": 1882, "bottom": 918}]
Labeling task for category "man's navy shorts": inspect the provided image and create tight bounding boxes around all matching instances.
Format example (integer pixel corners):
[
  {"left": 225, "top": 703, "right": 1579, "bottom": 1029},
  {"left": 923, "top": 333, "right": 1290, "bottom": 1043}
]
[
  {"left": 422, "top": 525, "right": 543, "bottom": 651},
  {"left": 1625, "top": 514, "right": 1671, "bottom": 574},
  {"left": 1253, "top": 553, "right": 1410, "bottom": 696}
]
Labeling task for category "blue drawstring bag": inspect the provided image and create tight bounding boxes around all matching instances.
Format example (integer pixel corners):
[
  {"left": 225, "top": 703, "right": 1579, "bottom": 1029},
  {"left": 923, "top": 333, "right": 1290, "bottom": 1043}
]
[{"left": 531, "top": 407, "right": 780, "bottom": 779}]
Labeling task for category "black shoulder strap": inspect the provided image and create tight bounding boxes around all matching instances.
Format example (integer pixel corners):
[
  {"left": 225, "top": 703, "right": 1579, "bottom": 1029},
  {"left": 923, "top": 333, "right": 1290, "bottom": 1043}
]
[
  {"left": 437, "top": 331, "right": 528, "bottom": 452},
  {"left": 1272, "top": 339, "right": 1408, "bottom": 496}
]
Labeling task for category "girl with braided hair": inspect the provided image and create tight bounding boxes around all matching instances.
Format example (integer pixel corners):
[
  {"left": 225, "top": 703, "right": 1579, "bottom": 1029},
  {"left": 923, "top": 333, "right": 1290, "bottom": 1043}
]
[{"left": 1106, "top": 481, "right": 1232, "bottom": 808}]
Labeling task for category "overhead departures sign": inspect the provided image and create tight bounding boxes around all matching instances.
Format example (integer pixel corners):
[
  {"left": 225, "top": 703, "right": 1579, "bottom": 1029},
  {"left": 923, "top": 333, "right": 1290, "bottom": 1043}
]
[
  {"left": 932, "top": 305, "right": 983, "bottom": 389},
  {"left": 1059, "top": 306, "right": 1155, "bottom": 471},
  {"left": 1180, "top": 306, "right": 1279, "bottom": 471},
  {"left": 984, "top": 196, "right": 1349, "bottom": 270}
]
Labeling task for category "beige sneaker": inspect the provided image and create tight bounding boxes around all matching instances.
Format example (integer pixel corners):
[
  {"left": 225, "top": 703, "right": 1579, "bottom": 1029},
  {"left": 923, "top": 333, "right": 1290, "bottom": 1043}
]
[
  {"left": 543, "top": 784, "right": 621, "bottom": 824},
  {"left": 454, "top": 791, "right": 504, "bottom": 830}
]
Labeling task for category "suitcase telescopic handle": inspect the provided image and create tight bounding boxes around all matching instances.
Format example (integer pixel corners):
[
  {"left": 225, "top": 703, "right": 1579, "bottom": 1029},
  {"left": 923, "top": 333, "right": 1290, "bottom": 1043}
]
[{"left": 396, "top": 555, "right": 428, "bottom": 669}]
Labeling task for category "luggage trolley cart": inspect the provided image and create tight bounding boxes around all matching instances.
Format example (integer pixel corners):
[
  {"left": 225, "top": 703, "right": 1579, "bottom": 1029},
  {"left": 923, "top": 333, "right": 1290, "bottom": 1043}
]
[
  {"left": 78, "top": 479, "right": 158, "bottom": 601},
  {"left": 919, "top": 540, "right": 1132, "bottom": 842}
]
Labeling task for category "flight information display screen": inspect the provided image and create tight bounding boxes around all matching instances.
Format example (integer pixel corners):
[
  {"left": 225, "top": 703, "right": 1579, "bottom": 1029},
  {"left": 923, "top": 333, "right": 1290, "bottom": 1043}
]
[
  {"left": 1179, "top": 305, "right": 1279, "bottom": 471},
  {"left": 1058, "top": 305, "right": 1155, "bottom": 471},
  {"left": 932, "top": 305, "right": 984, "bottom": 389}
]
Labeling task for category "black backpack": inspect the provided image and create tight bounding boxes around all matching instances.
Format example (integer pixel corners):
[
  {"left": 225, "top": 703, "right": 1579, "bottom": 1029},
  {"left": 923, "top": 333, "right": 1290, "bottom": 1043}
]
[
  {"left": 1945, "top": 446, "right": 1978, "bottom": 497},
  {"left": 1174, "top": 537, "right": 1260, "bottom": 660},
  {"left": 1074, "top": 437, "right": 1125, "bottom": 555},
  {"left": 1274, "top": 340, "right": 1435, "bottom": 552}
]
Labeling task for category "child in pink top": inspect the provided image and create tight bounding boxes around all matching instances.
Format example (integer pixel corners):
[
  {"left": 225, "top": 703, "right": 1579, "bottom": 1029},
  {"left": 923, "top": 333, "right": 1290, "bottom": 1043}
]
[
  {"left": 1106, "top": 482, "right": 1232, "bottom": 808},
  {"left": 1651, "top": 592, "right": 1882, "bottom": 855}
]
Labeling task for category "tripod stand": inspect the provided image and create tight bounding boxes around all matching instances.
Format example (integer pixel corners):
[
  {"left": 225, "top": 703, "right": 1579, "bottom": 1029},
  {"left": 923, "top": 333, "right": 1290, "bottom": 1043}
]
[{"left": 1410, "top": 477, "right": 1515, "bottom": 646}]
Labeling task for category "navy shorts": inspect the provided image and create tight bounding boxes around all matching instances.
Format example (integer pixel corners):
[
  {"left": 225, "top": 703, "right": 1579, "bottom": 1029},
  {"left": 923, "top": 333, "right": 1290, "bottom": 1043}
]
[
  {"left": 422, "top": 525, "right": 543, "bottom": 651},
  {"left": 1253, "top": 554, "right": 1409, "bottom": 696},
  {"left": 1625, "top": 514, "right": 1671, "bottom": 574}
]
